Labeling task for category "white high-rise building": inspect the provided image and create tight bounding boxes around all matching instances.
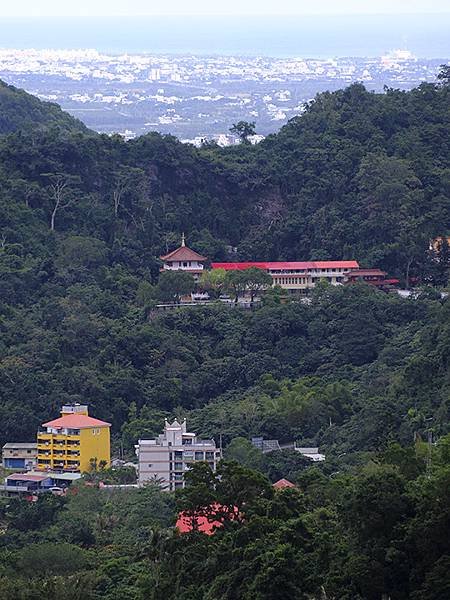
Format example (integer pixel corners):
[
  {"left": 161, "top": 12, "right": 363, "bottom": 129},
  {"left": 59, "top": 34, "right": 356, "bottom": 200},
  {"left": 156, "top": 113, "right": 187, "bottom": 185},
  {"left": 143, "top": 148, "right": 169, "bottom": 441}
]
[{"left": 136, "top": 420, "right": 221, "bottom": 491}]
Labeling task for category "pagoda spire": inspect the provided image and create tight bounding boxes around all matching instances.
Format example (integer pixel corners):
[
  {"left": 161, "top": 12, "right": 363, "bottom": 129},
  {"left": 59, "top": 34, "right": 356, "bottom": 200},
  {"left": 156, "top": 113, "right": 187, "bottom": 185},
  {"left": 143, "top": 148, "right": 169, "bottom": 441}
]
[{"left": 181, "top": 232, "right": 186, "bottom": 247}]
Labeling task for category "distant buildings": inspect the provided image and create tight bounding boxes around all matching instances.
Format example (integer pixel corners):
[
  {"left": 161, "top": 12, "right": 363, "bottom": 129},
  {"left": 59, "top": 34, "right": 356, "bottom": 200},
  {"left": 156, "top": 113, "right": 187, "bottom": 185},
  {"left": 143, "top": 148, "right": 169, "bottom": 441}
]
[
  {"left": 160, "top": 234, "right": 207, "bottom": 283},
  {"left": 37, "top": 404, "right": 111, "bottom": 473},
  {"left": 158, "top": 238, "right": 400, "bottom": 298},
  {"left": 212, "top": 260, "right": 361, "bottom": 294},
  {"left": 0, "top": 471, "right": 82, "bottom": 498},
  {"left": 0, "top": 48, "right": 439, "bottom": 139},
  {"left": 429, "top": 235, "right": 450, "bottom": 254},
  {"left": 344, "top": 268, "right": 399, "bottom": 290},
  {"left": 136, "top": 419, "right": 221, "bottom": 491},
  {"left": 295, "top": 447, "right": 326, "bottom": 462},
  {"left": 251, "top": 437, "right": 326, "bottom": 462},
  {"left": 251, "top": 437, "right": 281, "bottom": 453},
  {"left": 2, "top": 442, "right": 37, "bottom": 470}
]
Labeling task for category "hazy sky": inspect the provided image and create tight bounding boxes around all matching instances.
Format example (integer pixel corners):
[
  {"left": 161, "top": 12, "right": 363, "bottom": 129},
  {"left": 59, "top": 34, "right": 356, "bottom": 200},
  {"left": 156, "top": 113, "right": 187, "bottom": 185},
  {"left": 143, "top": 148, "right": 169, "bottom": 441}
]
[{"left": 1, "top": 0, "right": 449, "bottom": 17}]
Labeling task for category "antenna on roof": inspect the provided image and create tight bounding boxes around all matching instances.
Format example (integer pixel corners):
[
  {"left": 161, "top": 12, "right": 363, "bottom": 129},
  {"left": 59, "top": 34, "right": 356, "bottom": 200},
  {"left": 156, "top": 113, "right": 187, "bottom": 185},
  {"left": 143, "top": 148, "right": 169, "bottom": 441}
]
[{"left": 181, "top": 232, "right": 186, "bottom": 247}]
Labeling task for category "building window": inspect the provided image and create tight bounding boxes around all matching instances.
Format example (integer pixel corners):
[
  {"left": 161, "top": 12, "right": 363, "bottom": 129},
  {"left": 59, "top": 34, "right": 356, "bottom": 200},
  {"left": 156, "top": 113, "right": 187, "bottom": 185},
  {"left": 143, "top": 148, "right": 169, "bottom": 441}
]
[
  {"left": 205, "top": 452, "right": 214, "bottom": 460},
  {"left": 174, "top": 462, "right": 183, "bottom": 471},
  {"left": 195, "top": 451, "right": 204, "bottom": 460}
]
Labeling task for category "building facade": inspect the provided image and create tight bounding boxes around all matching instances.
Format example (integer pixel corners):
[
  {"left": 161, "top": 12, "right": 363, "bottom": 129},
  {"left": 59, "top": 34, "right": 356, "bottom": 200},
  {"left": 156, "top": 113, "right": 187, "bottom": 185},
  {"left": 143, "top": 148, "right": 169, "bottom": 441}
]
[
  {"left": 37, "top": 404, "right": 111, "bottom": 473},
  {"left": 0, "top": 471, "right": 82, "bottom": 497},
  {"left": 1, "top": 473, "right": 53, "bottom": 497},
  {"left": 211, "top": 260, "right": 360, "bottom": 293},
  {"left": 2, "top": 443, "right": 37, "bottom": 470},
  {"left": 136, "top": 419, "right": 221, "bottom": 491},
  {"left": 160, "top": 234, "right": 207, "bottom": 282},
  {"left": 344, "top": 268, "right": 399, "bottom": 289}
]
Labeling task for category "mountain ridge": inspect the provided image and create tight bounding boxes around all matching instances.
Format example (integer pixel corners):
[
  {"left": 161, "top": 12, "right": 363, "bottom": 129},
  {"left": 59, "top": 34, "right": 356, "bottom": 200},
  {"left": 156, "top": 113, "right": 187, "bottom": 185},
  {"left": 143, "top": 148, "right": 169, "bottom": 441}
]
[{"left": 0, "top": 79, "right": 90, "bottom": 135}]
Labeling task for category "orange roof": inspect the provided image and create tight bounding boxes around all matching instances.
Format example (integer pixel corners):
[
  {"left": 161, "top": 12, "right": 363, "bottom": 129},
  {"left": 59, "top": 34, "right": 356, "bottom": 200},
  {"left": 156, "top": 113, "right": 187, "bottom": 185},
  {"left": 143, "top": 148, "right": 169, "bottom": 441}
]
[
  {"left": 273, "top": 478, "right": 296, "bottom": 489},
  {"left": 42, "top": 414, "right": 111, "bottom": 429},
  {"left": 176, "top": 503, "right": 239, "bottom": 535},
  {"left": 160, "top": 245, "right": 207, "bottom": 262}
]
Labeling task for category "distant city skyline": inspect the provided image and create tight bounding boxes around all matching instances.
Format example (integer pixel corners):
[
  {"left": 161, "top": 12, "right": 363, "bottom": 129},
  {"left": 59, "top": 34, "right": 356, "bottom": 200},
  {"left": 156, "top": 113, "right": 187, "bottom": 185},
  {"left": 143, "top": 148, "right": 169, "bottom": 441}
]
[{"left": 1, "top": 0, "right": 450, "bottom": 17}]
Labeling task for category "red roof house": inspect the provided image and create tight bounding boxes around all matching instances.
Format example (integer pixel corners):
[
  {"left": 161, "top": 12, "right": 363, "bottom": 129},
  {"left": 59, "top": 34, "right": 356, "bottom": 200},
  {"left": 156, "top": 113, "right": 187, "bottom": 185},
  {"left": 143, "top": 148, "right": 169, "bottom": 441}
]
[
  {"left": 211, "top": 261, "right": 359, "bottom": 272},
  {"left": 160, "top": 246, "right": 207, "bottom": 263},
  {"left": 272, "top": 478, "right": 296, "bottom": 489},
  {"left": 42, "top": 414, "right": 111, "bottom": 430},
  {"left": 176, "top": 503, "right": 239, "bottom": 535}
]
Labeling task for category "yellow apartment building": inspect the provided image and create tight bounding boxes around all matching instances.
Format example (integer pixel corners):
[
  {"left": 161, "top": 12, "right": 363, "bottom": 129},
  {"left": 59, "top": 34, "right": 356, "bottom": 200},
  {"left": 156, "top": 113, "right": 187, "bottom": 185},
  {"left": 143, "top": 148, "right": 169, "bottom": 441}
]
[{"left": 37, "top": 404, "right": 111, "bottom": 473}]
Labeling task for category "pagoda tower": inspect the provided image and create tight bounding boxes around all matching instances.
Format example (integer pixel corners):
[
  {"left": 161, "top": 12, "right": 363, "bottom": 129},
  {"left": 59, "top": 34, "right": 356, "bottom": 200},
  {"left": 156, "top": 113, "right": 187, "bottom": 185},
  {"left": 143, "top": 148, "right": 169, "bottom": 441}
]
[{"left": 160, "top": 234, "right": 207, "bottom": 282}]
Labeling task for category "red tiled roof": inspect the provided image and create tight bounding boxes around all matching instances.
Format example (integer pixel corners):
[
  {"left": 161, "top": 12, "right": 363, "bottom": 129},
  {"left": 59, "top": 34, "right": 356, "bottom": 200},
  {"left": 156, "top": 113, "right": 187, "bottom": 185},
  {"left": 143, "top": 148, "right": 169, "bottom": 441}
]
[
  {"left": 7, "top": 473, "right": 50, "bottom": 482},
  {"left": 345, "top": 269, "right": 386, "bottom": 277},
  {"left": 176, "top": 503, "right": 239, "bottom": 535},
  {"left": 273, "top": 478, "right": 296, "bottom": 489},
  {"left": 42, "top": 414, "right": 111, "bottom": 429},
  {"left": 211, "top": 261, "right": 359, "bottom": 271},
  {"left": 176, "top": 513, "right": 221, "bottom": 535},
  {"left": 160, "top": 246, "right": 207, "bottom": 262}
]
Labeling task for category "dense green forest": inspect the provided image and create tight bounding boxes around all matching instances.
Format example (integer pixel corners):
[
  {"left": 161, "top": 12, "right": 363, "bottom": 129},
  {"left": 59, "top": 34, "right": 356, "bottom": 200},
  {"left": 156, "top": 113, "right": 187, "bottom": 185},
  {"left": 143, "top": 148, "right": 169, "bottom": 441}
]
[
  {"left": 0, "top": 445, "right": 449, "bottom": 599},
  {"left": 0, "top": 72, "right": 449, "bottom": 598},
  {"left": 0, "top": 80, "right": 88, "bottom": 135},
  {"left": 0, "top": 71, "right": 449, "bottom": 451}
]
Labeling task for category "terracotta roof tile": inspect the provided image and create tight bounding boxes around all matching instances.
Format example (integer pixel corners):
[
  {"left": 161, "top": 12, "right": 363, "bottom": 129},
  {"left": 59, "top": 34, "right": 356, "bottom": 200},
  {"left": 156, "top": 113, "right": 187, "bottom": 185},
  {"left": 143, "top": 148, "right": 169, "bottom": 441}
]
[
  {"left": 160, "top": 246, "right": 207, "bottom": 262},
  {"left": 273, "top": 478, "right": 296, "bottom": 489},
  {"left": 42, "top": 414, "right": 111, "bottom": 429}
]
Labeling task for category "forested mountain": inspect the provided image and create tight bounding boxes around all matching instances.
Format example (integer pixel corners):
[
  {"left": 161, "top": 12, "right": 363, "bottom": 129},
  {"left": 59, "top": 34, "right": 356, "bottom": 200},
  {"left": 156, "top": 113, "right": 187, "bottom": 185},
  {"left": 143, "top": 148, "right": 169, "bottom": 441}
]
[
  {"left": 0, "top": 71, "right": 449, "bottom": 600},
  {"left": 0, "top": 80, "right": 88, "bottom": 135},
  {"left": 0, "top": 72, "right": 449, "bottom": 452},
  {"left": 1, "top": 75, "right": 449, "bottom": 285}
]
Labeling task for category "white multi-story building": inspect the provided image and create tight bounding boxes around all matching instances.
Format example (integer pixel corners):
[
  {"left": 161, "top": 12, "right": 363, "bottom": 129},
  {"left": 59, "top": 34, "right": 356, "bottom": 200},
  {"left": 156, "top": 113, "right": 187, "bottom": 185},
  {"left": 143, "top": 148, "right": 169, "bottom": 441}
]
[{"left": 136, "top": 420, "right": 221, "bottom": 491}]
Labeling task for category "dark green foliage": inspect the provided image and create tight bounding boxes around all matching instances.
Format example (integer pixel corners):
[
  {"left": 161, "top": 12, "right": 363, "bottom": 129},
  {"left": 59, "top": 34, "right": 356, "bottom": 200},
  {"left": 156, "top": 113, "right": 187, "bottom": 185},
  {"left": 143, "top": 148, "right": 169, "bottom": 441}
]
[
  {"left": 156, "top": 270, "right": 195, "bottom": 303},
  {"left": 229, "top": 120, "right": 256, "bottom": 143},
  {"left": 0, "top": 73, "right": 449, "bottom": 598},
  {"left": 0, "top": 80, "right": 88, "bottom": 135}
]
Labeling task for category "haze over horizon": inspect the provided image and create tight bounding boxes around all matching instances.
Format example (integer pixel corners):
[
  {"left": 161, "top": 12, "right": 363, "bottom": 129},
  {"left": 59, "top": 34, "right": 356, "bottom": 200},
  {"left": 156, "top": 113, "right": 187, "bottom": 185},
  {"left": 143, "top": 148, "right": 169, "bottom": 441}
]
[{"left": 1, "top": 0, "right": 449, "bottom": 17}]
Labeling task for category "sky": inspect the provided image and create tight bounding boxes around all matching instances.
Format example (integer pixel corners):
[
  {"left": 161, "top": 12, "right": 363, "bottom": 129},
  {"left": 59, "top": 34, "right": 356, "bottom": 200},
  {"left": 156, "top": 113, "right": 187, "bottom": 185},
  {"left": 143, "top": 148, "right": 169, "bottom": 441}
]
[{"left": 1, "top": 0, "right": 449, "bottom": 17}]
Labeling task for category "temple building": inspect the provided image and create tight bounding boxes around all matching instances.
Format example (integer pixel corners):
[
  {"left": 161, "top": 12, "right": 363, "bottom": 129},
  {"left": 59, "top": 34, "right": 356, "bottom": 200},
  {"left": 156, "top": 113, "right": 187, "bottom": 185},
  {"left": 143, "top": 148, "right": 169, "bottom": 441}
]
[{"left": 160, "top": 234, "right": 207, "bottom": 282}]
